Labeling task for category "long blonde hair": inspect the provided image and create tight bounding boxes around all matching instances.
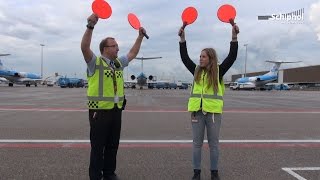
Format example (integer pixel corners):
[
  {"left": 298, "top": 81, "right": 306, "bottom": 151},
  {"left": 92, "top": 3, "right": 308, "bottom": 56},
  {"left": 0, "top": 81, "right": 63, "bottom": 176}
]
[{"left": 194, "top": 48, "right": 219, "bottom": 92}]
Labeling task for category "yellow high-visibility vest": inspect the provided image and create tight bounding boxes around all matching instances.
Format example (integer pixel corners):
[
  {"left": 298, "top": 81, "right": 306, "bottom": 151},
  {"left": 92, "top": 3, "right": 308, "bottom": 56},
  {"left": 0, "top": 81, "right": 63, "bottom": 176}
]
[
  {"left": 87, "top": 57, "right": 124, "bottom": 109},
  {"left": 188, "top": 66, "right": 225, "bottom": 113}
]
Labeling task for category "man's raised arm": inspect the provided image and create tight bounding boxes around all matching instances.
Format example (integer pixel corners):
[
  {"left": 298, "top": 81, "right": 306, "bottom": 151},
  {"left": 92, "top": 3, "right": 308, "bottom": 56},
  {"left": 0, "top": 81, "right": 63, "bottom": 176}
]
[
  {"left": 81, "top": 14, "right": 98, "bottom": 63},
  {"left": 127, "top": 27, "right": 146, "bottom": 62}
]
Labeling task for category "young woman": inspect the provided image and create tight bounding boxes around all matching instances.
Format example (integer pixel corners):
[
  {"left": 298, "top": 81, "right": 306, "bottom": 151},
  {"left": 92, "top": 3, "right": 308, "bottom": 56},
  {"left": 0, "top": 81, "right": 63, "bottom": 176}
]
[{"left": 179, "top": 24, "right": 239, "bottom": 180}]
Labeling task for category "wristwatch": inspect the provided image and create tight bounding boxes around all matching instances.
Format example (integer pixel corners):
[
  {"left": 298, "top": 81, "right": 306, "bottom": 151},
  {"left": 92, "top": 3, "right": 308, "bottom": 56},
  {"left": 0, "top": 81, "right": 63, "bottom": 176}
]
[{"left": 86, "top": 24, "right": 94, "bottom": 30}]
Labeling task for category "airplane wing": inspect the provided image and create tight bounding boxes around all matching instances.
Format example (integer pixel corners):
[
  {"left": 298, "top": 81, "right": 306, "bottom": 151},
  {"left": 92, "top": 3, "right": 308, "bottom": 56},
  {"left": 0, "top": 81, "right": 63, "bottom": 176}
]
[
  {"left": 0, "top": 77, "right": 8, "bottom": 82},
  {"left": 135, "top": 57, "right": 162, "bottom": 60},
  {"left": 124, "top": 80, "right": 137, "bottom": 83},
  {"left": 266, "top": 60, "right": 302, "bottom": 63},
  {"left": 16, "top": 78, "right": 42, "bottom": 84}
]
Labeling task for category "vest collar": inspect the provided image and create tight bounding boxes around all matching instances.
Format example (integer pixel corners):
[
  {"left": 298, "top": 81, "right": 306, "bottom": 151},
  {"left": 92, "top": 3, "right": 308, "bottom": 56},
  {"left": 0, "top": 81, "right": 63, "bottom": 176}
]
[{"left": 100, "top": 55, "right": 111, "bottom": 64}]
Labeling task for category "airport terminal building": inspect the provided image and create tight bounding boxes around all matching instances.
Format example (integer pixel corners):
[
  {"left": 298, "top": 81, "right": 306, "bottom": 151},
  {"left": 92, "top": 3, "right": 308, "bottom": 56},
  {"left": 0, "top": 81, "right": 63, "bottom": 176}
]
[{"left": 231, "top": 65, "right": 320, "bottom": 86}]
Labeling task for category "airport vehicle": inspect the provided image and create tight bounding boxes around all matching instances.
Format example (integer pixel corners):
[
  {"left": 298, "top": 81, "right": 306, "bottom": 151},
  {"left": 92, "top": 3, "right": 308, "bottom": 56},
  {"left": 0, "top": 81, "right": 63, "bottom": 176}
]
[
  {"left": 229, "top": 82, "right": 238, "bottom": 90},
  {"left": 229, "top": 82, "right": 255, "bottom": 90},
  {"left": 177, "top": 81, "right": 189, "bottom": 89},
  {"left": 235, "top": 61, "right": 301, "bottom": 89},
  {"left": 57, "top": 77, "right": 85, "bottom": 88},
  {"left": 155, "top": 82, "right": 169, "bottom": 89},
  {"left": 264, "top": 83, "right": 290, "bottom": 90},
  {"left": 46, "top": 80, "right": 55, "bottom": 87},
  {"left": 147, "top": 82, "right": 157, "bottom": 89},
  {"left": 0, "top": 54, "right": 42, "bottom": 87},
  {"left": 169, "top": 83, "right": 177, "bottom": 89},
  {"left": 179, "top": 83, "right": 189, "bottom": 89},
  {"left": 129, "top": 56, "right": 162, "bottom": 89},
  {"left": 275, "top": 83, "right": 290, "bottom": 90}
]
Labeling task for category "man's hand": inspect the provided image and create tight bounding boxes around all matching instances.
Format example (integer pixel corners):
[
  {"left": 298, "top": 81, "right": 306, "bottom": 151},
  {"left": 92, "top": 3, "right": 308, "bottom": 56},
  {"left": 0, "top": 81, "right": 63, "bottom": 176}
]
[
  {"left": 139, "top": 27, "right": 146, "bottom": 38},
  {"left": 87, "top": 14, "right": 99, "bottom": 27}
]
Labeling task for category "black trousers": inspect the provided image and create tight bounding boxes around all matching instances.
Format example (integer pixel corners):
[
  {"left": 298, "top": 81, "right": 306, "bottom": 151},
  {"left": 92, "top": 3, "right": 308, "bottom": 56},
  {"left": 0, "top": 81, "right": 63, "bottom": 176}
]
[{"left": 89, "top": 108, "right": 122, "bottom": 180}]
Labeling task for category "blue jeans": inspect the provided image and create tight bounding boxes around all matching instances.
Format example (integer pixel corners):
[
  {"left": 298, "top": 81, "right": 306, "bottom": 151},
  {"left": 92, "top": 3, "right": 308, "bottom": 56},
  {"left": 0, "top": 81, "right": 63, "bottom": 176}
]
[{"left": 191, "top": 111, "right": 222, "bottom": 170}]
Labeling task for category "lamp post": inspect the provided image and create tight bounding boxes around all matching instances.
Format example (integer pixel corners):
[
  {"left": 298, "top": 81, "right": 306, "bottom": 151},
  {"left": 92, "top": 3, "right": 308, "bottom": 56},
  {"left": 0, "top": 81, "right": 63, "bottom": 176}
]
[
  {"left": 243, "top": 44, "right": 248, "bottom": 77},
  {"left": 40, "top": 44, "right": 45, "bottom": 78}
]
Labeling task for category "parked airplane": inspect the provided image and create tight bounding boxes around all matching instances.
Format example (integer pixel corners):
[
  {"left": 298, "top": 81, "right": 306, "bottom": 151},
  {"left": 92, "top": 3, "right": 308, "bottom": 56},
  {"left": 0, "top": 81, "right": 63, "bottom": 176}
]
[
  {"left": 234, "top": 60, "right": 301, "bottom": 89},
  {"left": 129, "top": 56, "right": 162, "bottom": 89},
  {"left": 0, "top": 54, "right": 42, "bottom": 87}
]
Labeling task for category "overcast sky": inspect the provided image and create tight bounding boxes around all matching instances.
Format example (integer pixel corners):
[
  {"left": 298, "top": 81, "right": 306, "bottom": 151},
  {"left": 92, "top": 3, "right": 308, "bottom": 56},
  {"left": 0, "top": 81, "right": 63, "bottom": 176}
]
[{"left": 0, "top": 0, "right": 319, "bottom": 82}]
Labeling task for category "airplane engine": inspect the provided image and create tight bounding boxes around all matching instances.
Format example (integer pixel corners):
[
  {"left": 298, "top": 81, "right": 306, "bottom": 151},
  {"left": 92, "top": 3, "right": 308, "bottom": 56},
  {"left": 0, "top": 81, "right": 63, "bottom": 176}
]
[
  {"left": 256, "top": 78, "right": 261, "bottom": 81},
  {"left": 148, "top": 75, "right": 153, "bottom": 80},
  {"left": 14, "top": 72, "right": 26, "bottom": 78},
  {"left": 131, "top": 75, "right": 136, "bottom": 80}
]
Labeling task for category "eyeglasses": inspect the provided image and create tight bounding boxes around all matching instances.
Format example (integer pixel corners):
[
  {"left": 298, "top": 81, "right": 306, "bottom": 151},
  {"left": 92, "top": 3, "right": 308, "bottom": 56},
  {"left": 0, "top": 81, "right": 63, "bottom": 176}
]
[{"left": 105, "top": 44, "right": 118, "bottom": 48}]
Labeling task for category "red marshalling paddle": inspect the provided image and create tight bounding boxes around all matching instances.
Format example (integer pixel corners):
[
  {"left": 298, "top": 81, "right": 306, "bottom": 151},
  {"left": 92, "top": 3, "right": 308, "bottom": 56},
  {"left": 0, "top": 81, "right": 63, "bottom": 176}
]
[
  {"left": 91, "top": 0, "right": 112, "bottom": 19},
  {"left": 178, "top": 7, "right": 198, "bottom": 36},
  {"left": 217, "top": 4, "right": 239, "bottom": 33},
  {"left": 128, "top": 13, "right": 149, "bottom": 39}
]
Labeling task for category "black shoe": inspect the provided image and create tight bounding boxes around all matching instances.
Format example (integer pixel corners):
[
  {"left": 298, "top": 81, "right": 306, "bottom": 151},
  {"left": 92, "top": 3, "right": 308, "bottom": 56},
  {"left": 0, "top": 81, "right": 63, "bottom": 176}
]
[
  {"left": 211, "top": 170, "right": 220, "bottom": 180},
  {"left": 103, "top": 173, "right": 120, "bottom": 180},
  {"left": 192, "top": 169, "right": 201, "bottom": 180}
]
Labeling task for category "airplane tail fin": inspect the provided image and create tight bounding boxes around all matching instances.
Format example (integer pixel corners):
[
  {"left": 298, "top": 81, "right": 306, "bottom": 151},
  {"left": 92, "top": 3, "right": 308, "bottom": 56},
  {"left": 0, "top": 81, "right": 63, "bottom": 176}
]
[
  {"left": 0, "top": 54, "right": 10, "bottom": 71},
  {"left": 0, "top": 60, "right": 3, "bottom": 70},
  {"left": 265, "top": 61, "right": 301, "bottom": 75}
]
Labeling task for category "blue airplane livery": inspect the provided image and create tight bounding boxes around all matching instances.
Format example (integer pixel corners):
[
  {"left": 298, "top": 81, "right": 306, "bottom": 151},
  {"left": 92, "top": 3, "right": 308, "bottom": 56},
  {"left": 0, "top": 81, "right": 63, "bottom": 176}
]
[
  {"left": 0, "top": 54, "right": 42, "bottom": 87},
  {"left": 234, "top": 61, "right": 301, "bottom": 88}
]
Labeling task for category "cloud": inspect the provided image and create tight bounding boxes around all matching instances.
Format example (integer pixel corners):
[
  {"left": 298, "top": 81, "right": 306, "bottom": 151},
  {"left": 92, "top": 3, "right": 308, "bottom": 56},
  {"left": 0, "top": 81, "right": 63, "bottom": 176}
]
[
  {"left": 309, "top": 0, "right": 320, "bottom": 40},
  {"left": 0, "top": 0, "right": 319, "bottom": 82}
]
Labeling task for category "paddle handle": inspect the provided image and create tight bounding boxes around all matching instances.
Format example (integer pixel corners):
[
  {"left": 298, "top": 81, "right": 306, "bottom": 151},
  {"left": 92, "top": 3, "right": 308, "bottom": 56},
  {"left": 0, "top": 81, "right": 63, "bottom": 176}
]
[
  {"left": 229, "top": 19, "right": 239, "bottom": 33},
  {"left": 142, "top": 32, "right": 149, "bottom": 39},
  {"left": 178, "top": 21, "right": 187, "bottom": 36}
]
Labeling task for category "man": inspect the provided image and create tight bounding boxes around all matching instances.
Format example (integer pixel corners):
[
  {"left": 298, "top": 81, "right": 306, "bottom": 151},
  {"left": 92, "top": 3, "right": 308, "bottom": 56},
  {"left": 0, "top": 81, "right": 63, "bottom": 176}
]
[{"left": 81, "top": 13, "right": 146, "bottom": 180}]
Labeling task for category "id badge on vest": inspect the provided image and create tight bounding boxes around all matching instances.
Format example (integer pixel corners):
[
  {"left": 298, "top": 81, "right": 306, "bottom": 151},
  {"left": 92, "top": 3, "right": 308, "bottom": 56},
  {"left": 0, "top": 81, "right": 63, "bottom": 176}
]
[{"left": 114, "top": 95, "right": 119, "bottom": 103}]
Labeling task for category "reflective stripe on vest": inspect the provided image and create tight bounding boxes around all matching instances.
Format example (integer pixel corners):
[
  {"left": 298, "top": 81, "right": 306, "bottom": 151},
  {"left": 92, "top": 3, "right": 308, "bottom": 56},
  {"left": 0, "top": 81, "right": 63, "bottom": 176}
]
[
  {"left": 188, "top": 66, "right": 225, "bottom": 113},
  {"left": 87, "top": 57, "right": 124, "bottom": 109}
]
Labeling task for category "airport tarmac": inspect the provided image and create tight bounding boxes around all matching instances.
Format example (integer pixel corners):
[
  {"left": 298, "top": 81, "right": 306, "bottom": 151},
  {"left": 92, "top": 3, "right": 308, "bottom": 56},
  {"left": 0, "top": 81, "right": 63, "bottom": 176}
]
[{"left": 0, "top": 86, "right": 320, "bottom": 180}]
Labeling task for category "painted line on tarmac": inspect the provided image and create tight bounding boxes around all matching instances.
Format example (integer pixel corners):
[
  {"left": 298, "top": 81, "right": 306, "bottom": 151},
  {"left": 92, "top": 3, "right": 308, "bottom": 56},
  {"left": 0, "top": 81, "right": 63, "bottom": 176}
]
[
  {"left": 1, "top": 107, "right": 320, "bottom": 113},
  {"left": 0, "top": 140, "right": 320, "bottom": 148},
  {"left": 1, "top": 140, "right": 320, "bottom": 143},
  {"left": 1, "top": 143, "right": 320, "bottom": 148},
  {"left": 0, "top": 107, "right": 87, "bottom": 112},
  {"left": 282, "top": 167, "right": 320, "bottom": 180}
]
